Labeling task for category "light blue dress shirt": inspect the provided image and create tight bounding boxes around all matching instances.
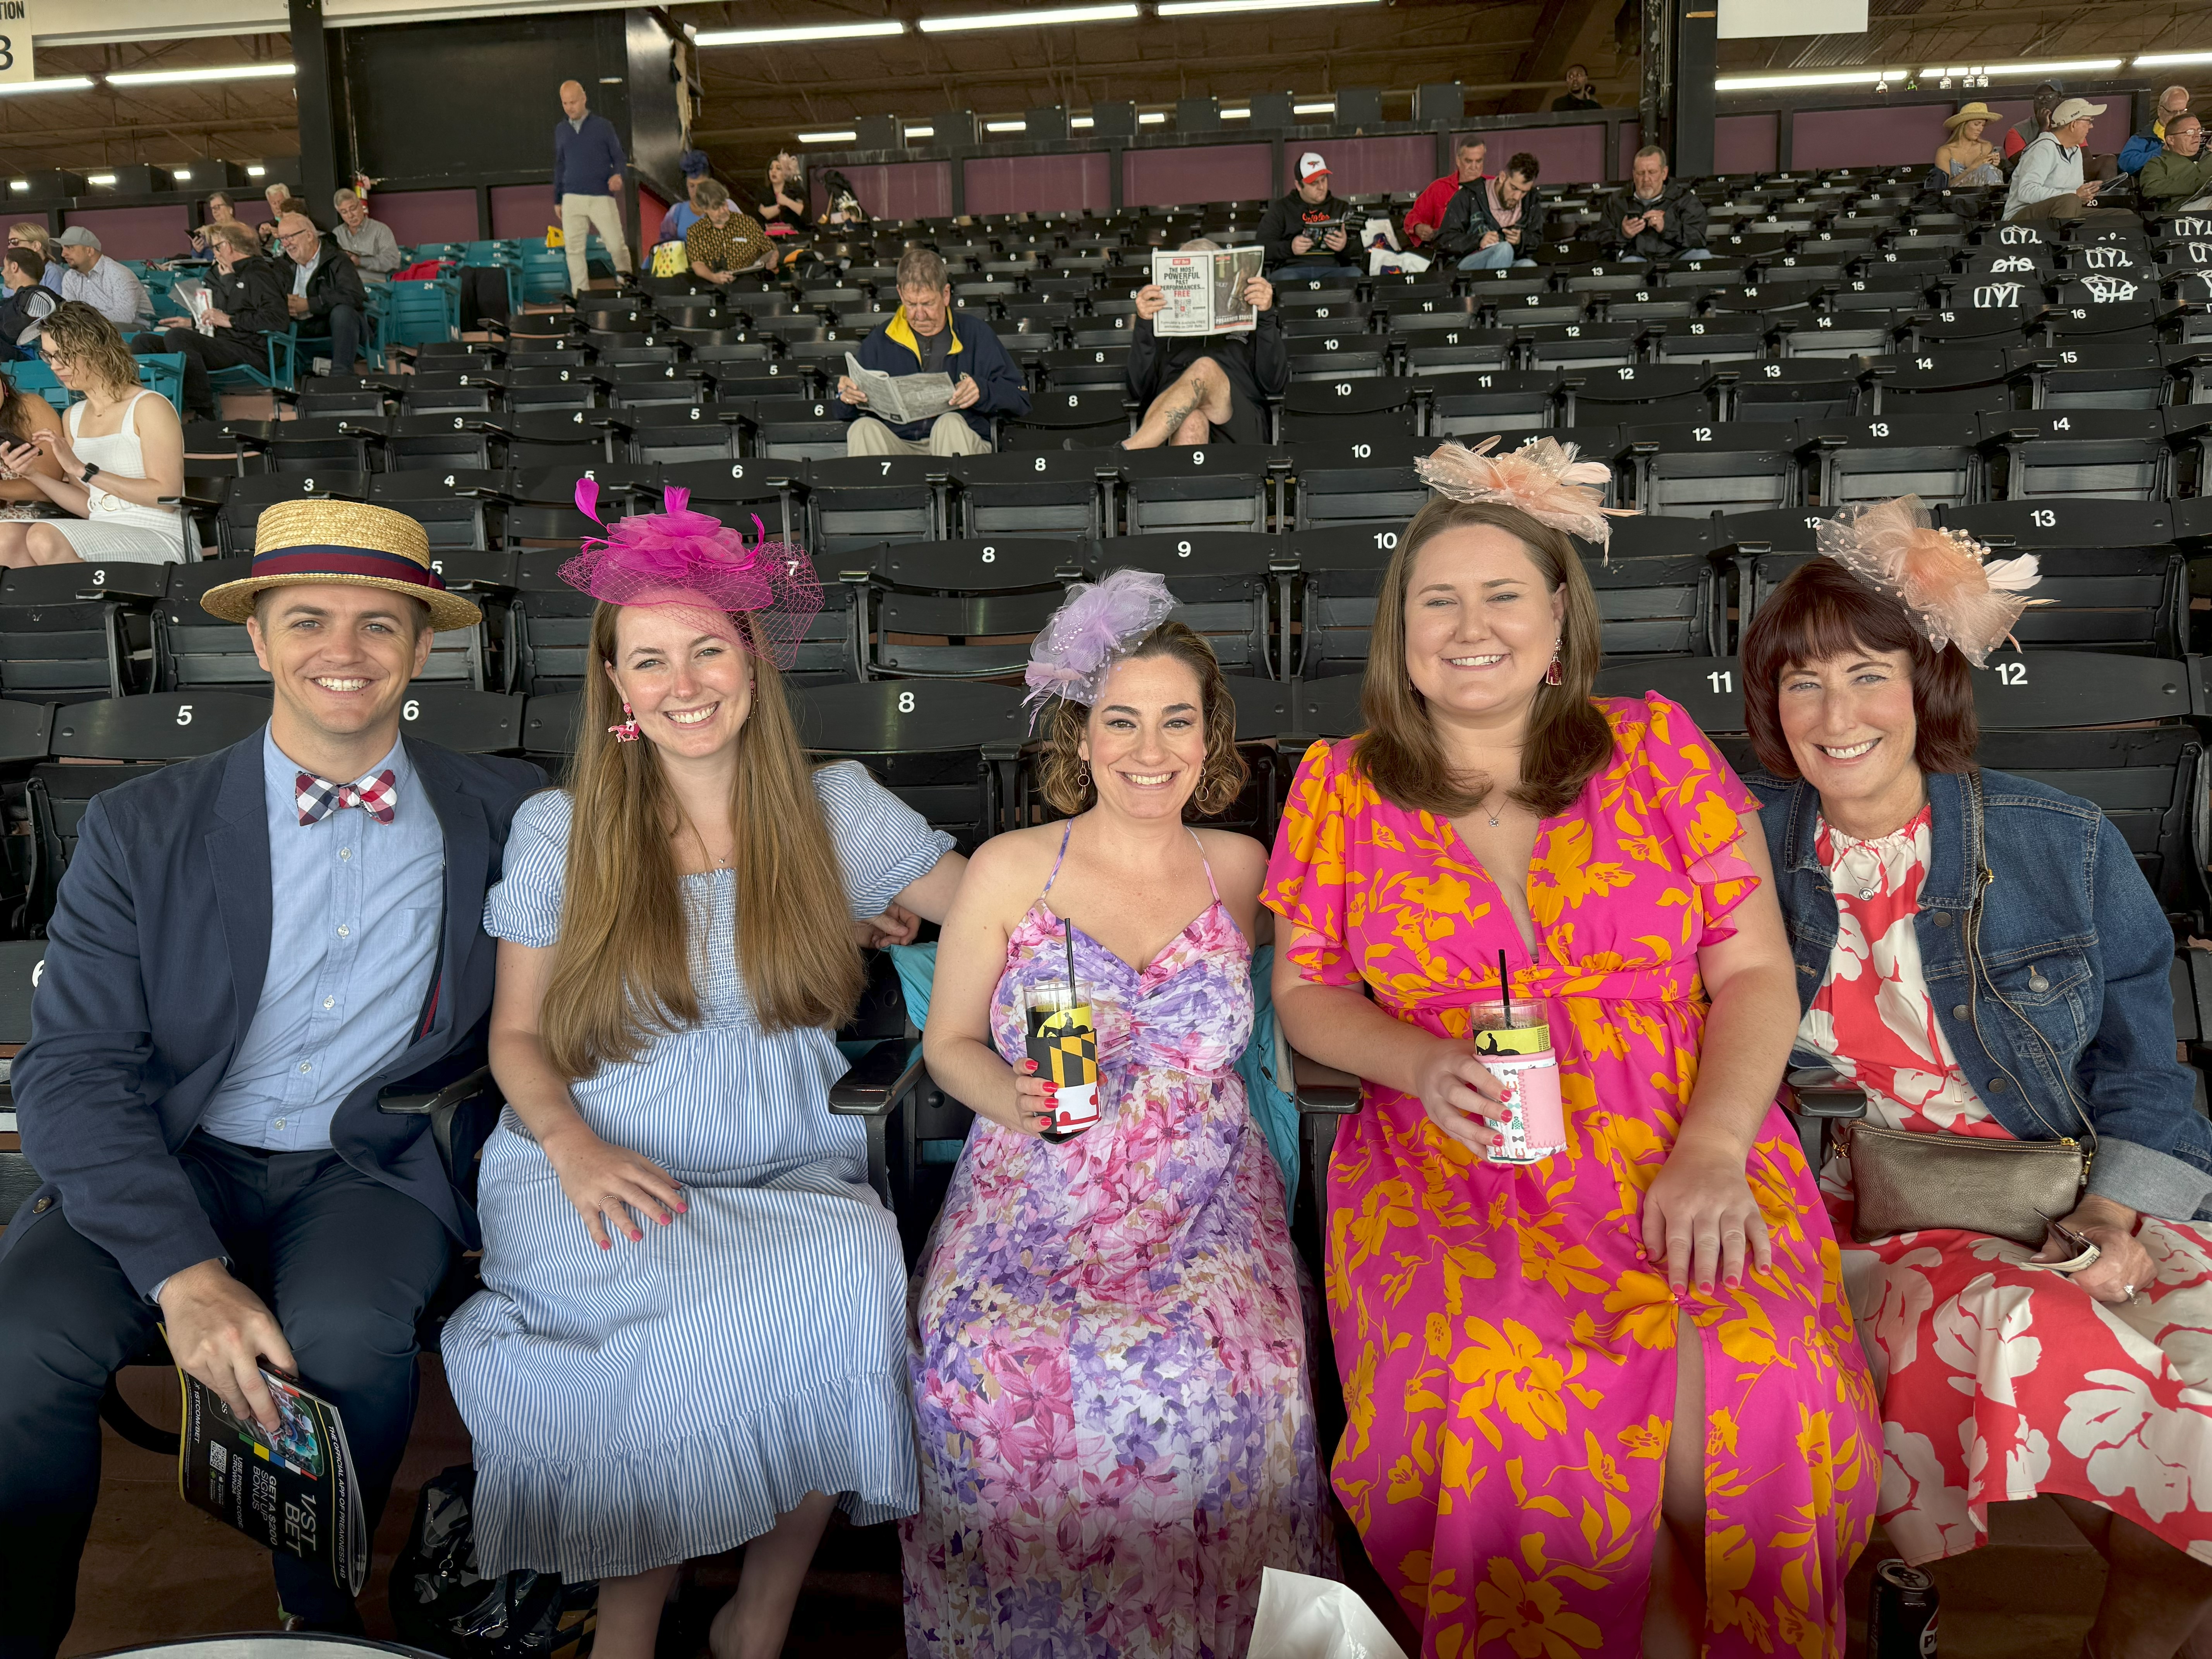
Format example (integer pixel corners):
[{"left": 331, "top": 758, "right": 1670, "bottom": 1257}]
[{"left": 196, "top": 728, "right": 446, "bottom": 1152}]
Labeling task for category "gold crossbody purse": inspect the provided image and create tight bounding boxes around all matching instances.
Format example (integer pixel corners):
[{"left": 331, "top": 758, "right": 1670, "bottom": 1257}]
[{"left": 1836, "top": 769, "right": 2094, "bottom": 1249}]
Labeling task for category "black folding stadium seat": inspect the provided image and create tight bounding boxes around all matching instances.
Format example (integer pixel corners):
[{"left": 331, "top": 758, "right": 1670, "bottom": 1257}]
[
  {"left": 500, "top": 466, "right": 653, "bottom": 550},
  {"left": 283, "top": 376, "right": 400, "bottom": 421},
  {"left": 1645, "top": 318, "right": 1764, "bottom": 365},
  {"left": 1286, "top": 437, "right": 1427, "bottom": 534},
  {"left": 606, "top": 361, "right": 710, "bottom": 409},
  {"left": 485, "top": 409, "right": 629, "bottom": 472},
  {"left": 1585, "top": 553, "right": 1723, "bottom": 658},
  {"left": 1426, "top": 369, "right": 1563, "bottom": 436},
  {"left": 1397, "top": 324, "right": 1515, "bottom": 377},
  {"left": 1115, "top": 446, "right": 1278, "bottom": 537},
  {"left": 1857, "top": 349, "right": 2018, "bottom": 418},
  {"left": 1561, "top": 364, "right": 1724, "bottom": 427},
  {"left": 788, "top": 679, "right": 1025, "bottom": 853},
  {"left": 400, "top": 370, "right": 503, "bottom": 416},
  {"left": 1731, "top": 359, "right": 1860, "bottom": 424},
  {"left": 1110, "top": 533, "right": 1285, "bottom": 677},
  {"left": 242, "top": 417, "right": 388, "bottom": 476},
  {"left": 385, "top": 413, "right": 498, "bottom": 474},
  {"left": 1275, "top": 378, "right": 1418, "bottom": 443},
  {"left": 1278, "top": 526, "right": 1393, "bottom": 679},
  {"left": 1898, "top": 306, "right": 2034, "bottom": 354},
  {"left": 804, "top": 455, "right": 950, "bottom": 555},
  {"left": 1468, "top": 292, "right": 1587, "bottom": 330},
  {"left": 1982, "top": 409, "right": 2171, "bottom": 503},
  {"left": 1284, "top": 330, "right": 1389, "bottom": 383},
  {"left": 1937, "top": 501, "right": 2186, "bottom": 656},
  {"left": 2040, "top": 298, "right": 2162, "bottom": 346},
  {"left": 365, "top": 472, "right": 504, "bottom": 556},
  {"left": 1808, "top": 414, "right": 1988, "bottom": 508},
  {"left": 501, "top": 365, "right": 608, "bottom": 413},
  {"left": 1626, "top": 423, "right": 1802, "bottom": 517},
  {"left": 844, "top": 556, "right": 1079, "bottom": 680},
  {"left": 1774, "top": 313, "right": 1897, "bottom": 359},
  {"left": 946, "top": 452, "right": 1109, "bottom": 541},
  {"left": 215, "top": 472, "right": 368, "bottom": 559},
  {"left": 623, "top": 404, "right": 748, "bottom": 466},
  {"left": 655, "top": 457, "right": 802, "bottom": 548},
  {"left": 2013, "top": 341, "right": 2174, "bottom": 410},
  {"left": 1519, "top": 321, "right": 1640, "bottom": 371}
]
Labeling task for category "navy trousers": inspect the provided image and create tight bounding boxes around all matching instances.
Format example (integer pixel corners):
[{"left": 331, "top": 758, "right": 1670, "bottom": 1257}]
[{"left": 0, "top": 1133, "right": 451, "bottom": 1657}]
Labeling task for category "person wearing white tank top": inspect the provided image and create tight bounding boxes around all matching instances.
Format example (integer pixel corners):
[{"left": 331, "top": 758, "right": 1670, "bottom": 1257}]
[{"left": 0, "top": 299, "right": 188, "bottom": 566}]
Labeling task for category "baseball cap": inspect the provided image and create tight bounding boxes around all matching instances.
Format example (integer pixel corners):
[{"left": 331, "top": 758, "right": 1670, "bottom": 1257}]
[
  {"left": 52, "top": 226, "right": 99, "bottom": 251},
  {"left": 2052, "top": 98, "right": 2106, "bottom": 126},
  {"left": 1297, "top": 151, "right": 1329, "bottom": 182}
]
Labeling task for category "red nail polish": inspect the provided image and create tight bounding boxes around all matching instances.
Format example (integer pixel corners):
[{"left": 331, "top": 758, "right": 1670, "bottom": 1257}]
[
  {"left": 1699, "top": 1281, "right": 1714, "bottom": 1295},
  {"left": 1725, "top": 1275, "right": 1741, "bottom": 1290},
  {"left": 675, "top": 1202, "right": 688, "bottom": 1214},
  {"left": 1634, "top": 1246, "right": 1648, "bottom": 1261},
  {"left": 598, "top": 1238, "right": 612, "bottom": 1250}
]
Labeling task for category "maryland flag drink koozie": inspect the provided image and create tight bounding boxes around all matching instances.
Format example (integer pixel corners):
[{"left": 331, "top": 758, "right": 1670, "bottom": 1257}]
[{"left": 1027, "top": 920, "right": 1100, "bottom": 1141}]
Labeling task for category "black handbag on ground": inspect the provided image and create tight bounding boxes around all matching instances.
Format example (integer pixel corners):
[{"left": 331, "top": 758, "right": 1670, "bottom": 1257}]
[{"left": 389, "top": 1463, "right": 595, "bottom": 1658}]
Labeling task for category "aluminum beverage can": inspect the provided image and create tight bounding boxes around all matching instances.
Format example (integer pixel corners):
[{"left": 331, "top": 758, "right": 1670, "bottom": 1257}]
[
  {"left": 1470, "top": 1001, "right": 1565, "bottom": 1165},
  {"left": 1868, "top": 1559, "right": 1939, "bottom": 1658},
  {"left": 1026, "top": 992, "right": 1100, "bottom": 1140}
]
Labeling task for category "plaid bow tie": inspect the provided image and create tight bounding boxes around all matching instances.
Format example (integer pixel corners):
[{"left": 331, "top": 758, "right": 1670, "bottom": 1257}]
[{"left": 296, "top": 768, "right": 397, "bottom": 827}]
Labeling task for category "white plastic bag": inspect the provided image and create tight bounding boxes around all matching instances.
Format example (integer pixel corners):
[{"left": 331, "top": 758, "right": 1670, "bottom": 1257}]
[
  {"left": 1368, "top": 246, "right": 1431, "bottom": 275},
  {"left": 1246, "top": 1568, "right": 1410, "bottom": 1659}
]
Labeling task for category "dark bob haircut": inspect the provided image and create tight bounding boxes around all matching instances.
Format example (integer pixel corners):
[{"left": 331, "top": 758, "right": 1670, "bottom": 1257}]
[{"left": 1739, "top": 558, "right": 1978, "bottom": 779}]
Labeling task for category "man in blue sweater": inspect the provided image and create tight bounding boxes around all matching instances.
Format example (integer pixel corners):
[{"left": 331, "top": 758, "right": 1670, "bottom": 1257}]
[
  {"left": 553, "top": 79, "right": 632, "bottom": 293},
  {"left": 835, "top": 247, "right": 1029, "bottom": 455}
]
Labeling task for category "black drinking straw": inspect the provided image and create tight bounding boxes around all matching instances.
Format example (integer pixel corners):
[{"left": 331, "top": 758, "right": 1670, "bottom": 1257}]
[
  {"left": 1065, "top": 917, "right": 1080, "bottom": 1006},
  {"left": 1499, "top": 948, "right": 1512, "bottom": 1024}
]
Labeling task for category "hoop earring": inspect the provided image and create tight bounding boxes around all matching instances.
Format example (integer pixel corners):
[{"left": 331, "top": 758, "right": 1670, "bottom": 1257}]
[
  {"left": 1544, "top": 642, "right": 1564, "bottom": 687},
  {"left": 609, "top": 700, "right": 641, "bottom": 742},
  {"left": 1077, "top": 762, "right": 1091, "bottom": 793}
]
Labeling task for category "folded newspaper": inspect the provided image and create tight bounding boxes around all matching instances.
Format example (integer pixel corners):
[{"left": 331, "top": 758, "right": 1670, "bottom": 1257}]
[
  {"left": 178, "top": 1357, "right": 368, "bottom": 1595},
  {"left": 169, "top": 278, "right": 216, "bottom": 337},
  {"left": 844, "top": 352, "right": 955, "bottom": 424},
  {"left": 1151, "top": 245, "right": 1265, "bottom": 336}
]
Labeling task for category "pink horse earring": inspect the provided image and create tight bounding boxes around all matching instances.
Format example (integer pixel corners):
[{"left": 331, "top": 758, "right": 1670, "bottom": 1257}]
[{"left": 609, "top": 701, "right": 641, "bottom": 742}]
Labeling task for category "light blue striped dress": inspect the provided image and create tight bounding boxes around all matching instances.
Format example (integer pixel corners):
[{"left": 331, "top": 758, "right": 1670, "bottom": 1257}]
[{"left": 441, "top": 762, "right": 954, "bottom": 1582}]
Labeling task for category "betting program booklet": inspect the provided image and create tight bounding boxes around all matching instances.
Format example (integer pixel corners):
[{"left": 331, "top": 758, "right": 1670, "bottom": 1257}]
[
  {"left": 843, "top": 352, "right": 955, "bottom": 424},
  {"left": 177, "top": 1358, "right": 368, "bottom": 1595},
  {"left": 1149, "top": 245, "right": 1265, "bottom": 336},
  {"left": 168, "top": 278, "right": 216, "bottom": 336}
]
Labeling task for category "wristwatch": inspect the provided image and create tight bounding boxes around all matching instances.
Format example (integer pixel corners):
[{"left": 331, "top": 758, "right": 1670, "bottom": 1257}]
[{"left": 78, "top": 462, "right": 100, "bottom": 485}]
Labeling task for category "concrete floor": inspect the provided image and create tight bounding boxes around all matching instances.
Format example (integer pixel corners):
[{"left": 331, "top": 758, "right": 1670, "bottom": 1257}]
[{"left": 60, "top": 1355, "right": 2108, "bottom": 1659}]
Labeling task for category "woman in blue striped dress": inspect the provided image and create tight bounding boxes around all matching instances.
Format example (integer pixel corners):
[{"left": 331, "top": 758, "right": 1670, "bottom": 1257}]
[{"left": 441, "top": 489, "right": 964, "bottom": 1659}]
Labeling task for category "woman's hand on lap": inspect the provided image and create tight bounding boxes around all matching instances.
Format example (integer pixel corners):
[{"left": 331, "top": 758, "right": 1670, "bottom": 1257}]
[
  {"left": 1412, "top": 1041, "right": 1503, "bottom": 1152},
  {"left": 1642, "top": 1133, "right": 1772, "bottom": 1297},
  {"left": 2035, "top": 1195, "right": 2150, "bottom": 1304},
  {"left": 540, "top": 1122, "right": 686, "bottom": 1248}
]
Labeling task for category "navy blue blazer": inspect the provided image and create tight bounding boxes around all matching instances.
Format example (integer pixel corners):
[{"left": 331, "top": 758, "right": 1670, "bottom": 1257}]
[{"left": 1, "top": 731, "right": 543, "bottom": 1295}]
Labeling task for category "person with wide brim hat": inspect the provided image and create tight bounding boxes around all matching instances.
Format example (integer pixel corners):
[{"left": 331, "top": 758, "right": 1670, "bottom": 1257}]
[
  {"left": 200, "top": 497, "right": 481, "bottom": 632},
  {"left": 1944, "top": 100, "right": 2000, "bottom": 132},
  {"left": 1937, "top": 101, "right": 2005, "bottom": 187}
]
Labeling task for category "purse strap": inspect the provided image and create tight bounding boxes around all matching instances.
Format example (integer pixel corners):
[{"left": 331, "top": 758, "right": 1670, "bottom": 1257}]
[{"left": 1962, "top": 766, "right": 2099, "bottom": 1158}]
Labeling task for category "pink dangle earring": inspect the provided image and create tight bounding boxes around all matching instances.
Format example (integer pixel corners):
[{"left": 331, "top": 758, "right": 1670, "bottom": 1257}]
[
  {"left": 609, "top": 701, "right": 641, "bottom": 742},
  {"left": 1544, "top": 642, "right": 1564, "bottom": 687}
]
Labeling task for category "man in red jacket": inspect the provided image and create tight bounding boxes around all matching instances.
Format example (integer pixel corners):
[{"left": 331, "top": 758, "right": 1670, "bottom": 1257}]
[{"left": 1406, "top": 137, "right": 1487, "bottom": 247}]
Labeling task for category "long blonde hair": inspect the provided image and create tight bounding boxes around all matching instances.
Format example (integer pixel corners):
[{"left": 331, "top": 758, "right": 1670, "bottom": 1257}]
[{"left": 538, "top": 601, "right": 865, "bottom": 1079}]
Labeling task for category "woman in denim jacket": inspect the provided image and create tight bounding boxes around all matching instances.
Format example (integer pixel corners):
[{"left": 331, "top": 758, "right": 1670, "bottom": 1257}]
[{"left": 1740, "top": 531, "right": 2212, "bottom": 1659}]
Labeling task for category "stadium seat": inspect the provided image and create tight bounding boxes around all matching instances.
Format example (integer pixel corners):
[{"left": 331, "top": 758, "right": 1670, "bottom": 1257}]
[
  {"left": 1116, "top": 445, "right": 1278, "bottom": 537},
  {"left": 1807, "top": 414, "right": 1987, "bottom": 508},
  {"left": 1626, "top": 423, "right": 1800, "bottom": 517},
  {"left": 844, "top": 554, "right": 1079, "bottom": 679},
  {"left": 1983, "top": 409, "right": 2170, "bottom": 502},
  {"left": 805, "top": 455, "right": 949, "bottom": 554},
  {"left": 1286, "top": 437, "right": 1427, "bottom": 534},
  {"left": 946, "top": 451, "right": 1110, "bottom": 540}
]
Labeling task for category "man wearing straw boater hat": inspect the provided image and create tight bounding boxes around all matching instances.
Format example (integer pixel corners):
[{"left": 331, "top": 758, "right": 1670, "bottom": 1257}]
[{"left": 0, "top": 500, "right": 543, "bottom": 1649}]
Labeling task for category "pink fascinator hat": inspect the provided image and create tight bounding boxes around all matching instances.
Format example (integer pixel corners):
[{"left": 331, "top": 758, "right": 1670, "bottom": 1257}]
[
  {"left": 1814, "top": 495, "right": 2045, "bottom": 669},
  {"left": 1023, "top": 568, "right": 1179, "bottom": 723},
  {"left": 560, "top": 479, "right": 823, "bottom": 668},
  {"left": 1413, "top": 436, "right": 1635, "bottom": 555}
]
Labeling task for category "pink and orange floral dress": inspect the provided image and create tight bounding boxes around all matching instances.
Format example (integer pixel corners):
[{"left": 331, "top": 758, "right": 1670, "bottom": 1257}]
[
  {"left": 1262, "top": 695, "right": 1881, "bottom": 1658},
  {"left": 1802, "top": 807, "right": 2212, "bottom": 1568}
]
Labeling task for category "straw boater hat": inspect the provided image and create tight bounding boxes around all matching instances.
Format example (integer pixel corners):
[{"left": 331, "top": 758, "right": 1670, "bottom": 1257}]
[
  {"left": 1945, "top": 102, "right": 2000, "bottom": 131},
  {"left": 199, "top": 498, "right": 482, "bottom": 632}
]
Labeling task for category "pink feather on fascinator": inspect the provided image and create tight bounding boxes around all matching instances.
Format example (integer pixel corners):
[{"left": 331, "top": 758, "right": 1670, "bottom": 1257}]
[
  {"left": 1413, "top": 436, "right": 1635, "bottom": 556},
  {"left": 1022, "top": 568, "right": 1180, "bottom": 724},
  {"left": 560, "top": 479, "right": 823, "bottom": 668},
  {"left": 1814, "top": 495, "right": 2045, "bottom": 669}
]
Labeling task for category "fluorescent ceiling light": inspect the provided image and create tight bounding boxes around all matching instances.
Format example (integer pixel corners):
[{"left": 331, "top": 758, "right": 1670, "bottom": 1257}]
[
  {"left": 86, "top": 173, "right": 117, "bottom": 185},
  {"left": 1920, "top": 55, "right": 2119, "bottom": 76},
  {"left": 919, "top": 4, "right": 1139, "bottom": 33},
  {"left": 1070, "top": 114, "right": 1095, "bottom": 127},
  {"left": 2137, "top": 49, "right": 2212, "bottom": 66},
  {"left": 246, "top": 165, "right": 266, "bottom": 177},
  {"left": 907, "top": 124, "right": 935, "bottom": 137},
  {"left": 1158, "top": 0, "right": 1380, "bottom": 12},
  {"left": 798, "top": 129, "right": 858, "bottom": 143},
  {"left": 1221, "top": 107, "right": 1250, "bottom": 117},
  {"left": 171, "top": 168, "right": 192, "bottom": 180},
  {"left": 1715, "top": 67, "right": 1905, "bottom": 89},
  {"left": 1137, "top": 110, "right": 1166, "bottom": 123},
  {"left": 1293, "top": 100, "right": 1334, "bottom": 114},
  {"left": 107, "top": 62, "right": 294, "bottom": 86},
  {"left": 0, "top": 77, "right": 94, "bottom": 95},
  {"left": 5, "top": 181, "right": 24, "bottom": 191},
  {"left": 695, "top": 20, "right": 903, "bottom": 45},
  {"left": 985, "top": 118, "right": 1025, "bottom": 131}
]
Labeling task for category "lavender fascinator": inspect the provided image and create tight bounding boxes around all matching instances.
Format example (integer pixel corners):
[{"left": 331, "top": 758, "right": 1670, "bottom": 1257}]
[
  {"left": 1814, "top": 494, "right": 2045, "bottom": 669},
  {"left": 1022, "top": 568, "right": 1180, "bottom": 723},
  {"left": 560, "top": 479, "right": 823, "bottom": 668},
  {"left": 1414, "top": 435, "right": 1635, "bottom": 556}
]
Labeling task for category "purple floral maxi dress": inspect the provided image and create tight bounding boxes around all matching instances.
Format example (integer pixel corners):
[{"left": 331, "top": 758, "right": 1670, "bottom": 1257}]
[{"left": 900, "top": 831, "right": 1336, "bottom": 1657}]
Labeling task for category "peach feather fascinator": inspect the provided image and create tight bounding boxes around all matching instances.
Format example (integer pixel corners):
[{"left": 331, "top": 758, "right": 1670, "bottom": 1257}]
[
  {"left": 1413, "top": 436, "right": 1635, "bottom": 555},
  {"left": 1814, "top": 495, "right": 2046, "bottom": 669}
]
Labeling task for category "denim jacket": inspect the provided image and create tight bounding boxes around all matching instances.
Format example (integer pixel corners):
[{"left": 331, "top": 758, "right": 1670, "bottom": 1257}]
[{"left": 1746, "top": 766, "right": 2212, "bottom": 1221}]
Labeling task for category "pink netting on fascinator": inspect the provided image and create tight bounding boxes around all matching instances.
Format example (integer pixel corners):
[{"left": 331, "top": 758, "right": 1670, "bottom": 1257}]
[
  {"left": 1815, "top": 494, "right": 2046, "bottom": 669},
  {"left": 1414, "top": 436, "right": 1635, "bottom": 556},
  {"left": 560, "top": 479, "right": 823, "bottom": 668},
  {"left": 1022, "top": 568, "right": 1179, "bottom": 723}
]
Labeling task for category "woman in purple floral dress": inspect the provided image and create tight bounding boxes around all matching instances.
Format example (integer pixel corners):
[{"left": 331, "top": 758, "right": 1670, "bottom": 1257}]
[{"left": 904, "top": 581, "right": 1333, "bottom": 1657}]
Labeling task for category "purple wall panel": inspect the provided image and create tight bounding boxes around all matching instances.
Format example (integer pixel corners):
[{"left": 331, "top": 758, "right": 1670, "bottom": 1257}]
[
  {"left": 367, "top": 188, "right": 478, "bottom": 248},
  {"left": 1283, "top": 134, "right": 1435, "bottom": 197},
  {"left": 1715, "top": 113, "right": 1778, "bottom": 175},
  {"left": 1790, "top": 99, "right": 2030, "bottom": 169},
  {"left": 1123, "top": 143, "right": 1271, "bottom": 208},
  {"left": 1619, "top": 120, "right": 1642, "bottom": 180},
  {"left": 964, "top": 152, "right": 1111, "bottom": 215},
  {"left": 63, "top": 205, "right": 191, "bottom": 262},
  {"left": 809, "top": 161, "right": 952, "bottom": 221},
  {"left": 490, "top": 184, "right": 556, "bottom": 240},
  {"left": 1460, "top": 124, "right": 1607, "bottom": 185}
]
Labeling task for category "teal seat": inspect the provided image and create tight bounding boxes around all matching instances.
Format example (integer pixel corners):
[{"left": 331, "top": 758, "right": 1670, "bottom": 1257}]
[{"left": 203, "top": 324, "right": 299, "bottom": 398}]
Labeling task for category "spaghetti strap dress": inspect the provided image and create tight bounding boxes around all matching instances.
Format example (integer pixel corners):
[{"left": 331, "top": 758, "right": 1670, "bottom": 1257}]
[
  {"left": 901, "top": 823, "right": 1335, "bottom": 1658},
  {"left": 1262, "top": 695, "right": 1882, "bottom": 1658},
  {"left": 50, "top": 389, "right": 185, "bottom": 562}
]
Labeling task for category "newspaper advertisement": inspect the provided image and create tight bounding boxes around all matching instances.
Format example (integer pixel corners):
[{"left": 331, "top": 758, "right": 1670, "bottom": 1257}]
[
  {"left": 178, "top": 1358, "right": 368, "bottom": 1595},
  {"left": 843, "top": 352, "right": 955, "bottom": 425},
  {"left": 1150, "top": 245, "right": 1265, "bottom": 337}
]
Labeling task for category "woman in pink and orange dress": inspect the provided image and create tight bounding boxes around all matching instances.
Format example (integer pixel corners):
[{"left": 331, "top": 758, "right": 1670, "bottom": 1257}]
[
  {"left": 1264, "top": 439, "right": 1880, "bottom": 1658},
  {"left": 1741, "top": 507, "right": 2212, "bottom": 1659}
]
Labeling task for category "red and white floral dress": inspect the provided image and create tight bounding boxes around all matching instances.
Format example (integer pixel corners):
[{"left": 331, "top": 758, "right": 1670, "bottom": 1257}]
[{"left": 1800, "top": 805, "right": 2212, "bottom": 1566}]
